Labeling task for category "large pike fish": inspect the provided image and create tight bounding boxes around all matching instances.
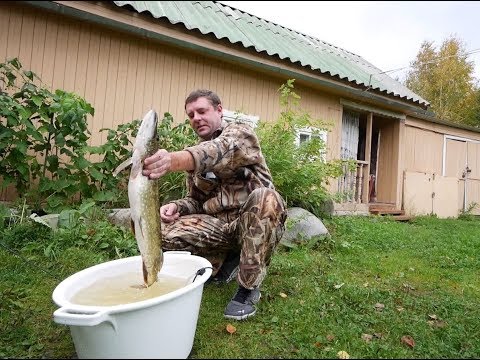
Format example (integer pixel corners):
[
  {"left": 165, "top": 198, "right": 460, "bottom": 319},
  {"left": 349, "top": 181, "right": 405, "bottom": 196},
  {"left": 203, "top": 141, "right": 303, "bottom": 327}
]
[{"left": 114, "top": 109, "right": 163, "bottom": 287}]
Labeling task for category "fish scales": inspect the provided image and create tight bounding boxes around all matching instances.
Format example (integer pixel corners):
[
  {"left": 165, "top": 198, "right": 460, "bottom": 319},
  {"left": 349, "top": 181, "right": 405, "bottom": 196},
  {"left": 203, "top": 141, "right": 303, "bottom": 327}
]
[{"left": 126, "top": 109, "right": 163, "bottom": 287}]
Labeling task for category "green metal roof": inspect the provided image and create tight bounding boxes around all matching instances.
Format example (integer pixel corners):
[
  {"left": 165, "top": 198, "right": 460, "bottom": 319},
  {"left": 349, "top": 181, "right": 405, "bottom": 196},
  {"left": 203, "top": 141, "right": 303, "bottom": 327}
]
[{"left": 113, "top": 1, "right": 429, "bottom": 108}]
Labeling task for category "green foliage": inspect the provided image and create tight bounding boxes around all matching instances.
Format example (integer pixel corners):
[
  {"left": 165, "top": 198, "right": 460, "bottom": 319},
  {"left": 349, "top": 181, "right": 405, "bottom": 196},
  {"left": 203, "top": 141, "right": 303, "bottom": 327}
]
[
  {"left": 256, "top": 79, "right": 349, "bottom": 218},
  {"left": 0, "top": 58, "right": 95, "bottom": 210},
  {"left": 0, "top": 211, "right": 137, "bottom": 359},
  {"left": 404, "top": 35, "right": 480, "bottom": 127},
  {"left": 0, "top": 58, "right": 196, "bottom": 212},
  {"left": 156, "top": 113, "right": 197, "bottom": 205},
  {"left": 1, "top": 203, "right": 137, "bottom": 261},
  {"left": 86, "top": 120, "right": 140, "bottom": 207},
  {"left": 0, "top": 203, "right": 9, "bottom": 229},
  {"left": 458, "top": 201, "right": 479, "bottom": 221},
  {"left": 3, "top": 215, "right": 478, "bottom": 358}
]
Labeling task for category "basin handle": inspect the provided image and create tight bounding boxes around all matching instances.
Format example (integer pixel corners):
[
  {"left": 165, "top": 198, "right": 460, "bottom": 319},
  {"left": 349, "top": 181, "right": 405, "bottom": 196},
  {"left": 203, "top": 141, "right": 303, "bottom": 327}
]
[
  {"left": 53, "top": 307, "right": 117, "bottom": 331},
  {"left": 164, "top": 250, "right": 191, "bottom": 255}
]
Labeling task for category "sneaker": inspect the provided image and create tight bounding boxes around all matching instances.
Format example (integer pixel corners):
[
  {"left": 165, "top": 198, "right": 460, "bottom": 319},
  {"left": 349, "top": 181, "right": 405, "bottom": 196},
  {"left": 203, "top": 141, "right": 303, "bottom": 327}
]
[
  {"left": 224, "top": 286, "right": 261, "bottom": 320},
  {"left": 207, "top": 251, "right": 240, "bottom": 285}
]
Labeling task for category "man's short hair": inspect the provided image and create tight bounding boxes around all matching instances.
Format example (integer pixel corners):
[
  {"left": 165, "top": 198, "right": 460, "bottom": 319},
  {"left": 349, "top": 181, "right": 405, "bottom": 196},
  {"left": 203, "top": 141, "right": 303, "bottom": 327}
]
[{"left": 185, "top": 89, "right": 222, "bottom": 110}]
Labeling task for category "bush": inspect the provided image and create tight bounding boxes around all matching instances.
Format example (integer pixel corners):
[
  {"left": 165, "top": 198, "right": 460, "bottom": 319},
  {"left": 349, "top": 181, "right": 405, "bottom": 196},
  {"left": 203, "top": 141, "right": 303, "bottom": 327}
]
[
  {"left": 1, "top": 58, "right": 104, "bottom": 211},
  {"left": 0, "top": 58, "right": 196, "bottom": 212},
  {"left": 155, "top": 113, "right": 197, "bottom": 205},
  {"left": 256, "top": 80, "right": 351, "bottom": 218}
]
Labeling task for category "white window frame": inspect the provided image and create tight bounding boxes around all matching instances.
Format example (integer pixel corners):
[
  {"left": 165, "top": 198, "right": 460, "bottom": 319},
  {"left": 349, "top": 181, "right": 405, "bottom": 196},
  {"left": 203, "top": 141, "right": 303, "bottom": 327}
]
[
  {"left": 295, "top": 126, "right": 328, "bottom": 161},
  {"left": 223, "top": 109, "right": 259, "bottom": 128}
]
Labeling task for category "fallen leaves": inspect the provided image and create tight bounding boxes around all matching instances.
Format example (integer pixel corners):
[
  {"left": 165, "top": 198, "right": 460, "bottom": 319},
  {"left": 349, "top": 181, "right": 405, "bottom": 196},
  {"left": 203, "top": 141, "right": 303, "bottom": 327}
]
[
  {"left": 226, "top": 323, "right": 236, "bottom": 334},
  {"left": 361, "top": 332, "right": 384, "bottom": 343},
  {"left": 401, "top": 335, "right": 415, "bottom": 348},
  {"left": 361, "top": 333, "right": 373, "bottom": 342},
  {"left": 279, "top": 292, "right": 288, "bottom": 298},
  {"left": 427, "top": 319, "right": 447, "bottom": 328},
  {"left": 427, "top": 314, "right": 447, "bottom": 328},
  {"left": 337, "top": 350, "right": 350, "bottom": 359},
  {"left": 402, "top": 283, "right": 415, "bottom": 292}
]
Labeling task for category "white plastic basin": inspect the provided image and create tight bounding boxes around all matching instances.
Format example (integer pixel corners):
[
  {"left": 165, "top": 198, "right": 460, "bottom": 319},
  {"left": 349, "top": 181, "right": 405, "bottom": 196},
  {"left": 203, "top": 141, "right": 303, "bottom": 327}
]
[{"left": 52, "top": 251, "right": 212, "bottom": 359}]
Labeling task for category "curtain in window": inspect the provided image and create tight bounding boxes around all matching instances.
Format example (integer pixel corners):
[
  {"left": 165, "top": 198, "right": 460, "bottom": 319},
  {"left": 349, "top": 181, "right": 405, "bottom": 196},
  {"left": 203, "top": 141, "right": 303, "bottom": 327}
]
[{"left": 341, "top": 109, "right": 360, "bottom": 160}]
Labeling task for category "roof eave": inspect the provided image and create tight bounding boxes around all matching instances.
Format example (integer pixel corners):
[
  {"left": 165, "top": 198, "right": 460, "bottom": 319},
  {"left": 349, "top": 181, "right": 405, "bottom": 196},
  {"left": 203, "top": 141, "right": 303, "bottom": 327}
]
[{"left": 25, "top": 0, "right": 429, "bottom": 114}]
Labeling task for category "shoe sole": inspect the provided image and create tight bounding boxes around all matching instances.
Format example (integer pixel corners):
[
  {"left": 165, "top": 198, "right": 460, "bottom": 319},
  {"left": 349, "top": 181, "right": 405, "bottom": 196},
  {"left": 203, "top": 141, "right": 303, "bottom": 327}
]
[
  {"left": 224, "top": 308, "right": 256, "bottom": 320},
  {"left": 223, "top": 292, "right": 261, "bottom": 320}
]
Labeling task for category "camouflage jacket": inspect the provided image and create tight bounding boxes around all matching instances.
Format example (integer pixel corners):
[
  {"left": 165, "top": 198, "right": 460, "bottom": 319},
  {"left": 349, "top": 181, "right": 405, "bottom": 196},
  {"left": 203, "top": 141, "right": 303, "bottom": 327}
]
[{"left": 171, "top": 120, "right": 280, "bottom": 219}]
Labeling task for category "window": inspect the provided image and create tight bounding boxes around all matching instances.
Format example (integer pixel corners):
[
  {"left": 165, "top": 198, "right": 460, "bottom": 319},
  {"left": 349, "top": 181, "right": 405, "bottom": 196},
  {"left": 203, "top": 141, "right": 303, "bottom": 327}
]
[
  {"left": 295, "top": 127, "right": 328, "bottom": 161},
  {"left": 296, "top": 127, "right": 327, "bottom": 146}
]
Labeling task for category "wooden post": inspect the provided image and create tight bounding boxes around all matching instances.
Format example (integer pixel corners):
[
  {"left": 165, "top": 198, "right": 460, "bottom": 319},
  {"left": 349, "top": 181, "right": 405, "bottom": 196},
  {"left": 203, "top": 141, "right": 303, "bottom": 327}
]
[{"left": 362, "top": 112, "right": 373, "bottom": 203}]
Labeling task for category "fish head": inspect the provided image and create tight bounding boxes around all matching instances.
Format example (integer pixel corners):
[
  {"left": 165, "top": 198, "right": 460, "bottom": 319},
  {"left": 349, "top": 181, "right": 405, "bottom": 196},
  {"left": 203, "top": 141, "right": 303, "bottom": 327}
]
[
  {"left": 135, "top": 109, "right": 159, "bottom": 156},
  {"left": 137, "top": 109, "right": 158, "bottom": 141}
]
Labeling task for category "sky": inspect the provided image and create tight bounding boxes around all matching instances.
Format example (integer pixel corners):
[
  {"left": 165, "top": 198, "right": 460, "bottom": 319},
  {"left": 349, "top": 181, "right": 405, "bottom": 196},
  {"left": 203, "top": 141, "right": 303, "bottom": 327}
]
[{"left": 219, "top": 1, "right": 480, "bottom": 83}]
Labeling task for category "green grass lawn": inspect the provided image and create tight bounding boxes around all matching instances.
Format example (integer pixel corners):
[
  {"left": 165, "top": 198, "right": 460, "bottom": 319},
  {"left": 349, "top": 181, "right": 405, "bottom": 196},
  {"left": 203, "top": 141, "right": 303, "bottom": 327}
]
[{"left": 1, "top": 215, "right": 479, "bottom": 358}]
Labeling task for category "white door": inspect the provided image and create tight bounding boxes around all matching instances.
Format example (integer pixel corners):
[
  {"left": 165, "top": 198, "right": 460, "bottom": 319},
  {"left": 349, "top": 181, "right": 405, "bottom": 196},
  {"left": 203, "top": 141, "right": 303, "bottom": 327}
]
[{"left": 445, "top": 138, "right": 480, "bottom": 215}]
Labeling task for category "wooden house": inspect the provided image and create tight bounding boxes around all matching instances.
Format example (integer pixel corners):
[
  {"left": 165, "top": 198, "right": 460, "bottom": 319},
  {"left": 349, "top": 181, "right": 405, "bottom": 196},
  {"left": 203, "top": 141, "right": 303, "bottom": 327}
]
[{"left": 1, "top": 1, "right": 479, "bottom": 217}]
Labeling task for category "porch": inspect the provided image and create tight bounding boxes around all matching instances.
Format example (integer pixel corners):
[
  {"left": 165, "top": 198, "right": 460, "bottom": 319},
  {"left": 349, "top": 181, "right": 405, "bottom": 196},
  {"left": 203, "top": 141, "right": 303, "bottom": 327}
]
[{"left": 334, "top": 160, "right": 411, "bottom": 221}]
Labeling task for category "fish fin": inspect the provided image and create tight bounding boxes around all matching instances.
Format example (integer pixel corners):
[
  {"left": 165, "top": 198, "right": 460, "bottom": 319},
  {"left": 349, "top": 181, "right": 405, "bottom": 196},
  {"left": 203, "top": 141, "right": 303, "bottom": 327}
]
[
  {"left": 129, "top": 161, "right": 143, "bottom": 178},
  {"left": 130, "top": 219, "right": 135, "bottom": 235},
  {"left": 113, "top": 157, "right": 133, "bottom": 177},
  {"left": 142, "top": 260, "right": 149, "bottom": 286},
  {"left": 136, "top": 215, "right": 150, "bottom": 286}
]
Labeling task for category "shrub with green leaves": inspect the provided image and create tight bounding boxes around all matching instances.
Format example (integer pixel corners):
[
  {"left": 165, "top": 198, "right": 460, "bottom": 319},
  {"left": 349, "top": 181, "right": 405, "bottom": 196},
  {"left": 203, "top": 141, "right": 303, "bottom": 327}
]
[
  {"left": 0, "top": 58, "right": 96, "bottom": 210},
  {"left": 256, "top": 80, "right": 351, "bottom": 218},
  {"left": 0, "top": 58, "right": 197, "bottom": 212},
  {"left": 155, "top": 113, "right": 197, "bottom": 204}
]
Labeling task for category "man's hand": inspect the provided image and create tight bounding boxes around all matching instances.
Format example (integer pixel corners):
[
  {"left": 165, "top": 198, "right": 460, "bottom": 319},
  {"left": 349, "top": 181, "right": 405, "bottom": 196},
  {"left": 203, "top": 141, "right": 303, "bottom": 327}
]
[
  {"left": 143, "top": 149, "right": 172, "bottom": 179},
  {"left": 143, "top": 149, "right": 195, "bottom": 179},
  {"left": 160, "top": 203, "right": 180, "bottom": 223}
]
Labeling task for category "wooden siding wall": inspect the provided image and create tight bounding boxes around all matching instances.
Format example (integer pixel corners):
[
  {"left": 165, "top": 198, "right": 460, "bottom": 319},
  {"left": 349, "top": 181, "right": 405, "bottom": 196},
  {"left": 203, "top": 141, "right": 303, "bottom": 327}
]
[
  {"left": 405, "top": 117, "right": 480, "bottom": 142},
  {"left": 0, "top": 4, "right": 276, "bottom": 143},
  {"left": 403, "top": 126, "right": 444, "bottom": 173},
  {"left": 0, "top": 3, "right": 342, "bottom": 138},
  {"left": 0, "top": 2, "right": 342, "bottom": 201},
  {"left": 404, "top": 118, "right": 480, "bottom": 215}
]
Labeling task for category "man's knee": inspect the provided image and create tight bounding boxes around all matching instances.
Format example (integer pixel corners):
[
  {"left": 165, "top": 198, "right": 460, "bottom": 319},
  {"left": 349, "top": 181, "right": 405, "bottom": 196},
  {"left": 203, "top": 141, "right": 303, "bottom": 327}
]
[
  {"left": 248, "top": 187, "right": 282, "bottom": 205},
  {"left": 244, "top": 188, "right": 286, "bottom": 225}
]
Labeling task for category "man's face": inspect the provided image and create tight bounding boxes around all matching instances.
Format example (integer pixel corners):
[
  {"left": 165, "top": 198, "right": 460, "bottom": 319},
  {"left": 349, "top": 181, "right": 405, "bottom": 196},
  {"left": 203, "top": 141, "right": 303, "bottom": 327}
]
[{"left": 185, "top": 97, "right": 223, "bottom": 140}]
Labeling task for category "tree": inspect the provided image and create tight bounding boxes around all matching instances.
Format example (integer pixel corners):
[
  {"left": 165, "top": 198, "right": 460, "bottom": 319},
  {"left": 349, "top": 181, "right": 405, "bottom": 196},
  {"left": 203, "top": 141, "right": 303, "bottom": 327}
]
[{"left": 405, "top": 35, "right": 480, "bottom": 127}]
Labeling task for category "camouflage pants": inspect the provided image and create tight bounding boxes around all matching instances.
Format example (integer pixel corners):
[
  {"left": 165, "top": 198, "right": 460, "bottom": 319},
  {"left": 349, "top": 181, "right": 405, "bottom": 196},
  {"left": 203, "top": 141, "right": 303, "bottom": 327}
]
[{"left": 162, "top": 187, "right": 287, "bottom": 289}]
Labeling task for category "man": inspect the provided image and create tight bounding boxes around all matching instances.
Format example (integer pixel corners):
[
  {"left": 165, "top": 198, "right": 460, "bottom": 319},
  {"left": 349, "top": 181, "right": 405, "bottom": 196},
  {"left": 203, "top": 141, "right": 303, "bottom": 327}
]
[{"left": 142, "top": 89, "right": 287, "bottom": 320}]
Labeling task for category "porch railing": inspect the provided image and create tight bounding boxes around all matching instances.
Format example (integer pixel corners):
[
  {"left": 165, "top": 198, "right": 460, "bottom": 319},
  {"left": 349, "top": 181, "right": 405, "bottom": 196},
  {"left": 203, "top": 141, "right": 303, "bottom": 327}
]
[{"left": 337, "top": 160, "right": 369, "bottom": 203}]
